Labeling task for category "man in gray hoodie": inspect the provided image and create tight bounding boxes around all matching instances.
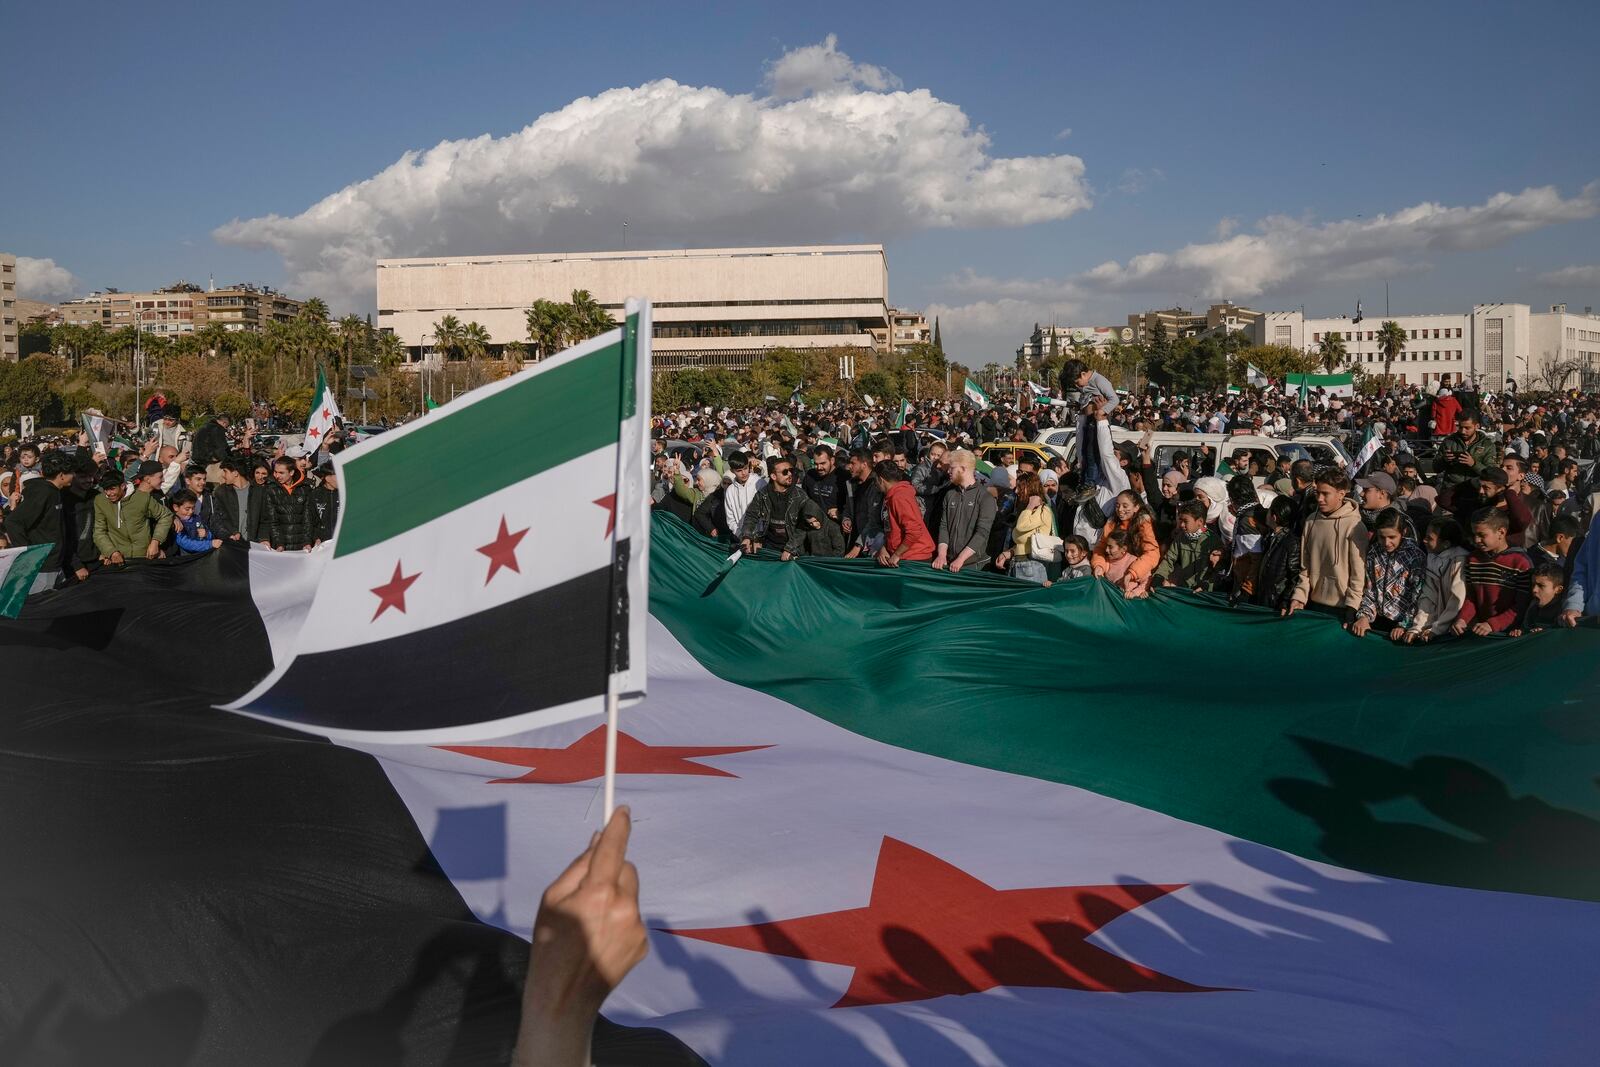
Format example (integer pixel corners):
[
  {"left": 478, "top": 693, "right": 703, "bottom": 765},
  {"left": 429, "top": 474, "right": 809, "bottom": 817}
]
[{"left": 932, "top": 449, "right": 996, "bottom": 574}]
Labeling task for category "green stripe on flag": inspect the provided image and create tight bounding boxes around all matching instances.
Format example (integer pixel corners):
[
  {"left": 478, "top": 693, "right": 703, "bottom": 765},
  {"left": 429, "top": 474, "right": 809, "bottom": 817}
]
[
  {"left": 647, "top": 513, "right": 1600, "bottom": 904},
  {"left": 337, "top": 341, "right": 624, "bottom": 556},
  {"left": 0, "top": 543, "right": 52, "bottom": 617}
]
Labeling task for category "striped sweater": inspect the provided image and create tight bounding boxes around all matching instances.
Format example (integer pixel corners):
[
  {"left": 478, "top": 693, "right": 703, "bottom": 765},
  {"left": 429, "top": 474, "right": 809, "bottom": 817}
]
[{"left": 1457, "top": 548, "right": 1532, "bottom": 633}]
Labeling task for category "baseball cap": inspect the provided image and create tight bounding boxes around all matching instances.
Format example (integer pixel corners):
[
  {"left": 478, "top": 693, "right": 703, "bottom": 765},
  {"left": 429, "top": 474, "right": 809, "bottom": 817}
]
[
  {"left": 285, "top": 445, "right": 307, "bottom": 459},
  {"left": 133, "top": 460, "right": 164, "bottom": 480},
  {"left": 1357, "top": 472, "right": 1397, "bottom": 496}
]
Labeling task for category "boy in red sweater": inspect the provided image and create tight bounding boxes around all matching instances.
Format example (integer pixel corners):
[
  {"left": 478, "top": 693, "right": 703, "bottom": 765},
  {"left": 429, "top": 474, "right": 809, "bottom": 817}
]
[
  {"left": 1452, "top": 507, "right": 1531, "bottom": 637},
  {"left": 874, "top": 460, "right": 935, "bottom": 567}
]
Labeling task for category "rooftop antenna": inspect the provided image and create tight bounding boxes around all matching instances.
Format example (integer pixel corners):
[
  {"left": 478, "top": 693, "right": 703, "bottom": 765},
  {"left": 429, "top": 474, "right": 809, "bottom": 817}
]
[{"left": 208, "top": 273, "right": 215, "bottom": 293}]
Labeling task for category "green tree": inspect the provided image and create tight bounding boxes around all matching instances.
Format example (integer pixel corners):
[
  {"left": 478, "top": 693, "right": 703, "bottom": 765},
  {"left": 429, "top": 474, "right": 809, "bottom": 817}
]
[
  {"left": 1377, "top": 320, "right": 1407, "bottom": 380},
  {"left": 460, "top": 321, "right": 491, "bottom": 386},
  {"left": 1317, "top": 331, "right": 1348, "bottom": 374},
  {"left": 1235, "top": 344, "right": 1316, "bottom": 384},
  {"left": 0, "top": 357, "right": 65, "bottom": 427},
  {"left": 567, "top": 289, "right": 614, "bottom": 342}
]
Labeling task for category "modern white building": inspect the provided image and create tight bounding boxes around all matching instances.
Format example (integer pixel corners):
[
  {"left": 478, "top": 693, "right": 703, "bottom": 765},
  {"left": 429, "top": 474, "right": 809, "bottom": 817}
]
[
  {"left": 1252, "top": 304, "right": 1534, "bottom": 388},
  {"left": 1528, "top": 303, "right": 1600, "bottom": 390},
  {"left": 376, "top": 244, "right": 891, "bottom": 371},
  {"left": 1016, "top": 323, "right": 1134, "bottom": 363}
]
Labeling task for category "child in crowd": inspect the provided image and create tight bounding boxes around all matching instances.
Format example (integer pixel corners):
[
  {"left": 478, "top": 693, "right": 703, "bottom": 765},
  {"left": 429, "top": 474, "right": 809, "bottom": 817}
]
[
  {"left": 1254, "top": 495, "right": 1302, "bottom": 613},
  {"left": 1098, "top": 529, "right": 1150, "bottom": 598},
  {"left": 1060, "top": 535, "right": 1093, "bottom": 580},
  {"left": 1451, "top": 507, "right": 1531, "bottom": 637},
  {"left": 1092, "top": 489, "right": 1160, "bottom": 595},
  {"left": 1350, "top": 508, "right": 1427, "bottom": 640},
  {"left": 1153, "top": 500, "right": 1222, "bottom": 592},
  {"left": 1512, "top": 564, "right": 1566, "bottom": 636},
  {"left": 1226, "top": 475, "right": 1267, "bottom": 603},
  {"left": 1405, "top": 516, "right": 1469, "bottom": 643},
  {"left": 167, "top": 488, "right": 222, "bottom": 556},
  {"left": 1288, "top": 468, "right": 1368, "bottom": 621}
]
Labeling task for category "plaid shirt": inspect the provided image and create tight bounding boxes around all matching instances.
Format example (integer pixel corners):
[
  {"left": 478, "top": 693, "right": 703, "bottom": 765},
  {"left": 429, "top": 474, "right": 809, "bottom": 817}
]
[{"left": 1358, "top": 539, "right": 1427, "bottom": 627}]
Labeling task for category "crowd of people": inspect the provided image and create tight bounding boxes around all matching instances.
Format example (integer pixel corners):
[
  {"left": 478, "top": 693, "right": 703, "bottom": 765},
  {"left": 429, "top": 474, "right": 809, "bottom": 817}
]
[
  {"left": 2, "top": 403, "right": 342, "bottom": 592},
  {"left": 650, "top": 361, "right": 1600, "bottom": 639}
]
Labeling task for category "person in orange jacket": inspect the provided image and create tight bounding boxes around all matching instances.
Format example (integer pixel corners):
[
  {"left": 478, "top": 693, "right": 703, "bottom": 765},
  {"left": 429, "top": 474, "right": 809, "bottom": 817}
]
[
  {"left": 874, "top": 460, "right": 936, "bottom": 567},
  {"left": 1092, "top": 489, "right": 1161, "bottom": 594}
]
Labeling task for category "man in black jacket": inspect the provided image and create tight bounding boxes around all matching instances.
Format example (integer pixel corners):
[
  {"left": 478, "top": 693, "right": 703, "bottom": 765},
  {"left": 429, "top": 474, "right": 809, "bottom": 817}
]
[
  {"left": 311, "top": 462, "right": 341, "bottom": 543},
  {"left": 3, "top": 450, "right": 76, "bottom": 584},
  {"left": 208, "top": 457, "right": 263, "bottom": 542},
  {"left": 191, "top": 413, "right": 231, "bottom": 478},
  {"left": 842, "top": 447, "right": 884, "bottom": 559},
  {"left": 260, "top": 456, "right": 320, "bottom": 552}
]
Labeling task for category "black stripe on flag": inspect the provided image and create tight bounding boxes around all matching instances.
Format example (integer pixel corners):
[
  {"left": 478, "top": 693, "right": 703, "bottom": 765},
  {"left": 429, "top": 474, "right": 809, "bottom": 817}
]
[{"left": 240, "top": 564, "right": 614, "bottom": 732}]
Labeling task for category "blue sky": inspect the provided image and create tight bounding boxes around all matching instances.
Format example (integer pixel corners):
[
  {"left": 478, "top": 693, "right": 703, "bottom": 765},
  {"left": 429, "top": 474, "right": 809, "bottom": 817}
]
[{"left": 5, "top": 0, "right": 1598, "bottom": 359}]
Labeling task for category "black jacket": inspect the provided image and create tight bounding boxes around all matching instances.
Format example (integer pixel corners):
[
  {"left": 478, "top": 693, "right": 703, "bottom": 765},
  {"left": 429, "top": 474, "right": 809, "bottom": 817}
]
[
  {"left": 209, "top": 482, "right": 264, "bottom": 542},
  {"left": 311, "top": 484, "right": 341, "bottom": 543},
  {"left": 1255, "top": 528, "right": 1302, "bottom": 612},
  {"left": 844, "top": 476, "right": 883, "bottom": 550},
  {"left": 261, "top": 478, "right": 319, "bottom": 550},
  {"left": 191, "top": 419, "right": 230, "bottom": 466},
  {"left": 693, "top": 486, "right": 727, "bottom": 539},
  {"left": 4, "top": 479, "right": 65, "bottom": 571}
]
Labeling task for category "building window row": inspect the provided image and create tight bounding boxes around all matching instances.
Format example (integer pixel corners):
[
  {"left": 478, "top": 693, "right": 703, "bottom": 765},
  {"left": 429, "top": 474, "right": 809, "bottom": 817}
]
[
  {"left": 653, "top": 318, "right": 867, "bottom": 339},
  {"left": 1364, "top": 350, "right": 1462, "bottom": 362}
]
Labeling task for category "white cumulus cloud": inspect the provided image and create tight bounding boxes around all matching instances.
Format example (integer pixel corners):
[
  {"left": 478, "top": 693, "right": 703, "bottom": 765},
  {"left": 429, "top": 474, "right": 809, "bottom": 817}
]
[
  {"left": 928, "top": 182, "right": 1600, "bottom": 358},
  {"left": 1539, "top": 264, "right": 1600, "bottom": 287},
  {"left": 14, "top": 256, "right": 80, "bottom": 302},
  {"left": 215, "top": 38, "right": 1090, "bottom": 311},
  {"left": 763, "top": 33, "right": 901, "bottom": 99}
]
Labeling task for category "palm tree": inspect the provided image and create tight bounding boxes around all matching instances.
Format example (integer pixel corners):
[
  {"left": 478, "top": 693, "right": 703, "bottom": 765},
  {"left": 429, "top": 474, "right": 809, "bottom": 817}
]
[
  {"left": 525, "top": 300, "right": 567, "bottom": 360},
  {"left": 433, "top": 315, "right": 464, "bottom": 363},
  {"left": 373, "top": 331, "right": 406, "bottom": 371},
  {"left": 1317, "top": 331, "right": 1347, "bottom": 373},
  {"left": 460, "top": 321, "right": 491, "bottom": 386},
  {"left": 568, "top": 289, "right": 614, "bottom": 342},
  {"left": 1377, "top": 321, "right": 1407, "bottom": 380},
  {"left": 501, "top": 340, "right": 529, "bottom": 364}
]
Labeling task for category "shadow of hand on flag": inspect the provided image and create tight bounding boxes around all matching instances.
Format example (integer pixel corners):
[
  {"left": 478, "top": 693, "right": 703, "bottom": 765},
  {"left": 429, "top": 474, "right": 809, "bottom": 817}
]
[{"left": 1269, "top": 737, "right": 1600, "bottom": 901}]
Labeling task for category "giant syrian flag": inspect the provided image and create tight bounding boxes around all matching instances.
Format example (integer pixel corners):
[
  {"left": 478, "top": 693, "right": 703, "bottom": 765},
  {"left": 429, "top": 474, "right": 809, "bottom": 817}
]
[
  {"left": 230, "top": 303, "right": 653, "bottom": 742},
  {"left": 5, "top": 518, "right": 1600, "bottom": 1061}
]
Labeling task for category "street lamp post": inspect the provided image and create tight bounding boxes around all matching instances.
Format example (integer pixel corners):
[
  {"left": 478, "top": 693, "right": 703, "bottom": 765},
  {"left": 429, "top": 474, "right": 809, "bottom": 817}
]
[{"left": 133, "top": 310, "right": 144, "bottom": 431}]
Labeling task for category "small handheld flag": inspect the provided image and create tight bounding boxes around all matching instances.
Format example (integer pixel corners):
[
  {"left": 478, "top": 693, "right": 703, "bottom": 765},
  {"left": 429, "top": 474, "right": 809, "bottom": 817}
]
[
  {"left": 963, "top": 377, "right": 991, "bottom": 410},
  {"left": 895, "top": 398, "right": 912, "bottom": 427}
]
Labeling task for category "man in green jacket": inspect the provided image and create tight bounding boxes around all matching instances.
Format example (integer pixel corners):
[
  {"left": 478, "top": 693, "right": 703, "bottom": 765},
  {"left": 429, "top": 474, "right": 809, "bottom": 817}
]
[
  {"left": 92, "top": 469, "right": 173, "bottom": 564},
  {"left": 1152, "top": 500, "right": 1223, "bottom": 592},
  {"left": 1434, "top": 412, "right": 1499, "bottom": 492}
]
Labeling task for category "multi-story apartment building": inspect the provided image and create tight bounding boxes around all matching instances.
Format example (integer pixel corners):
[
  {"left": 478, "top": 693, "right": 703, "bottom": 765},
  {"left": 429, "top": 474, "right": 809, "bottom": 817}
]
[
  {"left": 1126, "top": 302, "right": 1262, "bottom": 345},
  {"left": 1016, "top": 323, "right": 1133, "bottom": 363},
  {"left": 869, "top": 307, "right": 931, "bottom": 353},
  {"left": 58, "top": 282, "right": 303, "bottom": 336},
  {"left": 1, "top": 253, "right": 18, "bottom": 361}
]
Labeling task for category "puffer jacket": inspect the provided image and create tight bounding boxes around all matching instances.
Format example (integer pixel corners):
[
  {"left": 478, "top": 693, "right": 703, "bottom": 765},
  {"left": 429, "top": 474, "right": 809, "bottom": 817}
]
[
  {"left": 1292, "top": 497, "right": 1370, "bottom": 615},
  {"left": 262, "top": 475, "right": 320, "bottom": 550},
  {"left": 1409, "top": 545, "right": 1469, "bottom": 636}
]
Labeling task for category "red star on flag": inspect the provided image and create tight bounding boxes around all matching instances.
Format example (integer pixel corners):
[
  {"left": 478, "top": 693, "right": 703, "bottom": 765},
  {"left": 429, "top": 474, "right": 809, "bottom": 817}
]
[
  {"left": 666, "top": 837, "right": 1226, "bottom": 1007},
  {"left": 476, "top": 516, "right": 530, "bottom": 585},
  {"left": 439, "top": 726, "right": 772, "bottom": 784},
  {"left": 307, "top": 427, "right": 320, "bottom": 439},
  {"left": 370, "top": 561, "right": 420, "bottom": 621},
  {"left": 322, "top": 407, "right": 332, "bottom": 420},
  {"left": 593, "top": 494, "right": 617, "bottom": 538}
]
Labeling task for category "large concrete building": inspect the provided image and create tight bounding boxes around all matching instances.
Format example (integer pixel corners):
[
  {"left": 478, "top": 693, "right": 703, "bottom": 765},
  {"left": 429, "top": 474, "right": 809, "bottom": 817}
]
[
  {"left": 376, "top": 244, "right": 892, "bottom": 371},
  {"left": 1252, "top": 304, "right": 1539, "bottom": 388},
  {"left": 58, "top": 282, "right": 303, "bottom": 336},
  {"left": 1529, "top": 304, "right": 1600, "bottom": 389}
]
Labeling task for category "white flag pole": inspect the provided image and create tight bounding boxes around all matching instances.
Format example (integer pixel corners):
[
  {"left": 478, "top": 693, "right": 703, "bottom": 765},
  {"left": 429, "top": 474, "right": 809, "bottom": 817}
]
[{"left": 603, "top": 681, "right": 620, "bottom": 821}]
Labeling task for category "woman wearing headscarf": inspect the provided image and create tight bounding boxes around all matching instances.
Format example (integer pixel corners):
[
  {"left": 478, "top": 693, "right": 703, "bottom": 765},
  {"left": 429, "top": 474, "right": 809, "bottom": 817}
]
[{"left": 1192, "top": 475, "right": 1229, "bottom": 543}]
